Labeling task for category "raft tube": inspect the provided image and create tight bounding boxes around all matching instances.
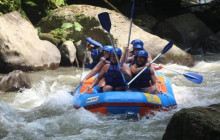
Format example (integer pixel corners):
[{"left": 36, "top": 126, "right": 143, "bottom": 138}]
[{"left": 72, "top": 71, "right": 177, "bottom": 116}]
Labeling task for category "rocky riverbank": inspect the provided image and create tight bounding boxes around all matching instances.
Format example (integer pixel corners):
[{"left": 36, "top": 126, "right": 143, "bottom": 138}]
[{"left": 0, "top": 5, "right": 195, "bottom": 74}]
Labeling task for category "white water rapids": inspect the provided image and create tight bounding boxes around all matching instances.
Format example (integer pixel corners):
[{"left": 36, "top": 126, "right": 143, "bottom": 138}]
[{"left": 0, "top": 54, "right": 220, "bottom": 139}]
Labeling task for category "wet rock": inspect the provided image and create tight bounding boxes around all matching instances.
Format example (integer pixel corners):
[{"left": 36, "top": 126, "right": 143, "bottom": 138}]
[
  {"left": 59, "top": 41, "right": 78, "bottom": 66},
  {"left": 0, "top": 70, "right": 31, "bottom": 92},
  {"left": 74, "top": 40, "right": 92, "bottom": 66},
  {"left": 0, "top": 11, "right": 61, "bottom": 73},
  {"left": 37, "top": 5, "right": 100, "bottom": 43},
  {"left": 163, "top": 104, "right": 220, "bottom": 140},
  {"left": 37, "top": 5, "right": 194, "bottom": 66},
  {"left": 189, "top": 31, "right": 220, "bottom": 54},
  {"left": 155, "top": 13, "right": 214, "bottom": 51},
  {"left": 39, "top": 33, "right": 62, "bottom": 46},
  {"left": 204, "top": 31, "right": 220, "bottom": 53}
]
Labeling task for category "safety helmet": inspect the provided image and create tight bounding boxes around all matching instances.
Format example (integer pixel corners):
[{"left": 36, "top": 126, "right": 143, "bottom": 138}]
[
  {"left": 131, "top": 39, "right": 144, "bottom": 50},
  {"left": 102, "top": 45, "right": 114, "bottom": 52},
  {"left": 86, "top": 37, "right": 103, "bottom": 48},
  {"left": 110, "top": 48, "right": 122, "bottom": 56},
  {"left": 131, "top": 39, "right": 144, "bottom": 46},
  {"left": 135, "top": 50, "right": 148, "bottom": 59}
]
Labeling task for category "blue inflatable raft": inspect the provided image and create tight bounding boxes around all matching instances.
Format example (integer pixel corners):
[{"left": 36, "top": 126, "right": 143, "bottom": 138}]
[{"left": 72, "top": 71, "right": 177, "bottom": 116}]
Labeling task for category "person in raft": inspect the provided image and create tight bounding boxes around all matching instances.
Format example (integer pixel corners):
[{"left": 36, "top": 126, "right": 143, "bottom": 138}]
[
  {"left": 121, "top": 39, "right": 161, "bottom": 81},
  {"left": 121, "top": 39, "right": 144, "bottom": 64},
  {"left": 87, "top": 48, "right": 132, "bottom": 92},
  {"left": 80, "top": 45, "right": 114, "bottom": 85},
  {"left": 85, "top": 37, "right": 103, "bottom": 69},
  {"left": 129, "top": 50, "right": 161, "bottom": 94}
]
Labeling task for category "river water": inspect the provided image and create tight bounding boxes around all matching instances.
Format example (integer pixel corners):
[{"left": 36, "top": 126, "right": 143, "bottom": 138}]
[{"left": 0, "top": 54, "right": 220, "bottom": 140}]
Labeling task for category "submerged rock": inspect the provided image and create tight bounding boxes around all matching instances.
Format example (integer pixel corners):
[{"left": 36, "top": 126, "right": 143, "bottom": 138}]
[
  {"left": 163, "top": 104, "right": 220, "bottom": 140},
  {"left": 37, "top": 5, "right": 194, "bottom": 66},
  {"left": 0, "top": 70, "right": 31, "bottom": 92},
  {"left": 0, "top": 11, "right": 61, "bottom": 73}
]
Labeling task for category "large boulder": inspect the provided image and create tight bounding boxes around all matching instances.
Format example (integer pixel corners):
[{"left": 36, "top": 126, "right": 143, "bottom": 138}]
[
  {"left": 37, "top": 5, "right": 194, "bottom": 66},
  {"left": 189, "top": 31, "right": 220, "bottom": 54},
  {"left": 59, "top": 41, "right": 78, "bottom": 66},
  {"left": 134, "top": 14, "right": 158, "bottom": 33},
  {"left": 0, "top": 11, "right": 61, "bottom": 73},
  {"left": 204, "top": 31, "right": 220, "bottom": 53},
  {"left": 155, "top": 13, "right": 214, "bottom": 52},
  {"left": 163, "top": 104, "right": 220, "bottom": 140},
  {"left": 0, "top": 70, "right": 31, "bottom": 92}
]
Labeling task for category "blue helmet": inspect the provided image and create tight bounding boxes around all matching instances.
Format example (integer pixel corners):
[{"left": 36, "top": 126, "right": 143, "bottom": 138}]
[
  {"left": 110, "top": 48, "right": 122, "bottom": 56},
  {"left": 135, "top": 50, "right": 148, "bottom": 58},
  {"left": 103, "top": 45, "right": 114, "bottom": 52},
  {"left": 86, "top": 37, "right": 103, "bottom": 49},
  {"left": 131, "top": 39, "right": 144, "bottom": 50}
]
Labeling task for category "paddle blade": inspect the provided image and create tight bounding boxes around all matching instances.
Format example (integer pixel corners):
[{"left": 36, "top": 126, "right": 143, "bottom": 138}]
[
  {"left": 98, "top": 12, "right": 111, "bottom": 33},
  {"left": 130, "top": 0, "right": 135, "bottom": 18},
  {"left": 161, "top": 40, "right": 174, "bottom": 54},
  {"left": 184, "top": 72, "right": 203, "bottom": 84}
]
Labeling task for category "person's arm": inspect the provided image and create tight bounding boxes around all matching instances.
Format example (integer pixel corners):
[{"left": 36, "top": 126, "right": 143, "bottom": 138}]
[
  {"left": 121, "top": 46, "right": 129, "bottom": 63},
  {"left": 150, "top": 68, "right": 161, "bottom": 93},
  {"left": 126, "top": 56, "right": 133, "bottom": 63},
  {"left": 120, "top": 63, "right": 132, "bottom": 81},
  {"left": 150, "top": 64, "right": 159, "bottom": 81},
  {"left": 87, "top": 64, "right": 109, "bottom": 90},
  {"left": 130, "top": 63, "right": 150, "bottom": 74},
  {"left": 80, "top": 58, "right": 107, "bottom": 84}
]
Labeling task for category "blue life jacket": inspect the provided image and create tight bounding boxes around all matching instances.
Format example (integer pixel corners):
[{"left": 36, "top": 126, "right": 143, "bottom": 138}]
[
  {"left": 130, "top": 66, "right": 151, "bottom": 89},
  {"left": 85, "top": 48, "right": 103, "bottom": 69},
  {"left": 105, "top": 62, "right": 124, "bottom": 87}
]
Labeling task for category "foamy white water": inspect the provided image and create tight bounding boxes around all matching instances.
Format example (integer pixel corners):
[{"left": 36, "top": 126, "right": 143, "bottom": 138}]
[{"left": 0, "top": 54, "right": 220, "bottom": 139}]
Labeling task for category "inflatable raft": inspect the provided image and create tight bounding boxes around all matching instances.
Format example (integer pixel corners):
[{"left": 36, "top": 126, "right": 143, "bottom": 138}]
[{"left": 72, "top": 71, "right": 177, "bottom": 116}]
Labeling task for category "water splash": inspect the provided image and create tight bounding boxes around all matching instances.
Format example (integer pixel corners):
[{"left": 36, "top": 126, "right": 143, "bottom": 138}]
[{"left": 0, "top": 57, "right": 220, "bottom": 139}]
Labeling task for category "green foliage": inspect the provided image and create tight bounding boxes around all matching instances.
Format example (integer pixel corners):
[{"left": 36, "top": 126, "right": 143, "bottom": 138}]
[
  {"left": 24, "top": 0, "right": 37, "bottom": 7},
  {"left": 61, "top": 22, "right": 73, "bottom": 29},
  {"left": 0, "top": 0, "right": 21, "bottom": 14},
  {"left": 49, "top": 22, "right": 83, "bottom": 42},
  {"left": 50, "top": 28, "right": 68, "bottom": 41},
  {"left": 74, "top": 22, "right": 83, "bottom": 31},
  {"left": 36, "top": 27, "right": 42, "bottom": 35},
  {"left": 51, "top": 0, "right": 66, "bottom": 6}
]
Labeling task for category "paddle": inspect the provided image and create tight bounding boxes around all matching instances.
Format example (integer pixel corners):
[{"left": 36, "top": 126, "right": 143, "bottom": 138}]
[
  {"left": 125, "top": 0, "right": 135, "bottom": 63},
  {"left": 98, "top": 12, "right": 127, "bottom": 84},
  {"left": 159, "top": 65, "right": 203, "bottom": 84},
  {"left": 128, "top": 40, "right": 174, "bottom": 86},
  {"left": 73, "top": 49, "right": 87, "bottom": 94}
]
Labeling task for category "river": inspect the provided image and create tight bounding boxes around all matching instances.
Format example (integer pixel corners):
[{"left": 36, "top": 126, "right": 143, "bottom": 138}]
[{"left": 0, "top": 54, "right": 220, "bottom": 140}]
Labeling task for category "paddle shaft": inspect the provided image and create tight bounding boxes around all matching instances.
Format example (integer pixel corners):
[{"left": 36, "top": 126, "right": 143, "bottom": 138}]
[
  {"left": 125, "top": 0, "right": 135, "bottom": 63},
  {"left": 125, "top": 18, "right": 133, "bottom": 63},
  {"left": 80, "top": 48, "right": 87, "bottom": 80},
  {"left": 128, "top": 53, "right": 162, "bottom": 86},
  {"left": 108, "top": 33, "right": 127, "bottom": 83},
  {"left": 73, "top": 49, "right": 87, "bottom": 93}
]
